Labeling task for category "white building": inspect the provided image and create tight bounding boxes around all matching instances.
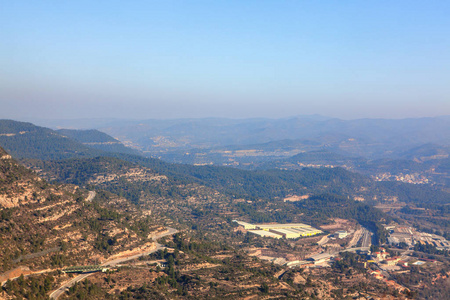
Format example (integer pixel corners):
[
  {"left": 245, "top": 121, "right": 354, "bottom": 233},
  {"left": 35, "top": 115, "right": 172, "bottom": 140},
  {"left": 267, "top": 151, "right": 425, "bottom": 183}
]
[
  {"left": 335, "top": 230, "right": 348, "bottom": 239},
  {"left": 248, "top": 230, "right": 282, "bottom": 239},
  {"left": 233, "top": 220, "right": 256, "bottom": 230}
]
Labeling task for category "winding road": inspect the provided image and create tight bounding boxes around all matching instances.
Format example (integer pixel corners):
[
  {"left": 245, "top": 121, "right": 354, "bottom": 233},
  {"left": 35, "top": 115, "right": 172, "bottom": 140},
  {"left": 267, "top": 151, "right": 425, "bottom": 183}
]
[{"left": 49, "top": 227, "right": 178, "bottom": 299}]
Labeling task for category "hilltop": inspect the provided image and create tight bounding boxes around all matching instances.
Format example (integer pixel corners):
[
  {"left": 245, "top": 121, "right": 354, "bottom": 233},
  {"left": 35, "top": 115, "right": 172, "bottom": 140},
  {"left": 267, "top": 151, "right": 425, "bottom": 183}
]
[
  {"left": 0, "top": 120, "right": 101, "bottom": 160},
  {"left": 57, "top": 129, "right": 140, "bottom": 155}
]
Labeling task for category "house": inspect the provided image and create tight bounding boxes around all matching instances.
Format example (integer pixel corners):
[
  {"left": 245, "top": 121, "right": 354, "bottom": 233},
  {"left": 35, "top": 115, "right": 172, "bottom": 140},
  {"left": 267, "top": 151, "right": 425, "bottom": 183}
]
[{"left": 384, "top": 257, "right": 401, "bottom": 266}]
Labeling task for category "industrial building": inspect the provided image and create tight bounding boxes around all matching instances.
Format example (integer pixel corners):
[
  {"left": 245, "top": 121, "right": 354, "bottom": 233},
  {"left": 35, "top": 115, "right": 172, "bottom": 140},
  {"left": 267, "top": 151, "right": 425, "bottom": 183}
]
[
  {"left": 248, "top": 230, "right": 282, "bottom": 239},
  {"left": 270, "top": 228, "right": 301, "bottom": 239},
  {"left": 256, "top": 223, "right": 312, "bottom": 231},
  {"left": 232, "top": 220, "right": 257, "bottom": 230},
  {"left": 233, "top": 220, "right": 322, "bottom": 239},
  {"left": 270, "top": 227, "right": 323, "bottom": 239},
  {"left": 292, "top": 227, "right": 323, "bottom": 236},
  {"left": 335, "top": 230, "right": 348, "bottom": 239},
  {"left": 308, "top": 253, "right": 334, "bottom": 264}
]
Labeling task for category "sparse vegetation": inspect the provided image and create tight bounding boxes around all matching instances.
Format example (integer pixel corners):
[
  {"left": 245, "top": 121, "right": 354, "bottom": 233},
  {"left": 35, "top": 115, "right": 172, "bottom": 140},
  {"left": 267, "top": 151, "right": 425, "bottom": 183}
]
[{"left": 0, "top": 118, "right": 449, "bottom": 299}]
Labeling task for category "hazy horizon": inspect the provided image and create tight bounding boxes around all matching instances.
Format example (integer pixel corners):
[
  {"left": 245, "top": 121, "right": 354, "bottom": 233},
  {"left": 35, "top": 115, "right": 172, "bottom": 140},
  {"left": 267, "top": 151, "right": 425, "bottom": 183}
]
[
  {"left": 2, "top": 1, "right": 449, "bottom": 120},
  {"left": 3, "top": 114, "right": 445, "bottom": 133},
  {"left": 20, "top": 113, "right": 450, "bottom": 122}
]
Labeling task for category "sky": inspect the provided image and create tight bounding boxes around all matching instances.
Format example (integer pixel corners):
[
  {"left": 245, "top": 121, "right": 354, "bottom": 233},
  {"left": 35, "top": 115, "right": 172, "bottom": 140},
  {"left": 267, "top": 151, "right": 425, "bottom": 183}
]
[{"left": 1, "top": 1, "right": 449, "bottom": 120}]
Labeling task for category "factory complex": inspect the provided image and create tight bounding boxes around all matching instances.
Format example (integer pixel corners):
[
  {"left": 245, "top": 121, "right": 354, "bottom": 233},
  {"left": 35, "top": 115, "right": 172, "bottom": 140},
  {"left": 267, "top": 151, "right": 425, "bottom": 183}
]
[
  {"left": 384, "top": 224, "right": 450, "bottom": 251},
  {"left": 233, "top": 220, "right": 323, "bottom": 239}
]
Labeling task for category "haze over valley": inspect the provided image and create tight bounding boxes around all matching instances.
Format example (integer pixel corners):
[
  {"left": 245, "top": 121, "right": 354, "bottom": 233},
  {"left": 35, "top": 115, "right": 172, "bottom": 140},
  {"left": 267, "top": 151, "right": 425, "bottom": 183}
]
[{"left": 2, "top": 1, "right": 450, "bottom": 299}]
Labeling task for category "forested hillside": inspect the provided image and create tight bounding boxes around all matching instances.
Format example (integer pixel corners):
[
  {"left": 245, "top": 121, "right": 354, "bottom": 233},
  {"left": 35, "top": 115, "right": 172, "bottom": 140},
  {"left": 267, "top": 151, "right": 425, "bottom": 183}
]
[
  {"left": 57, "top": 129, "right": 140, "bottom": 155},
  {"left": 0, "top": 120, "right": 101, "bottom": 160},
  {"left": 0, "top": 146, "right": 161, "bottom": 272}
]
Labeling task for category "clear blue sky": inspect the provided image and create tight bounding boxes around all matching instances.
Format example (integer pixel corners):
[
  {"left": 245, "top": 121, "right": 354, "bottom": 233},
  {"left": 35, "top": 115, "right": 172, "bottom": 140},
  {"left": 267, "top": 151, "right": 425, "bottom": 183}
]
[{"left": 1, "top": 1, "right": 449, "bottom": 120}]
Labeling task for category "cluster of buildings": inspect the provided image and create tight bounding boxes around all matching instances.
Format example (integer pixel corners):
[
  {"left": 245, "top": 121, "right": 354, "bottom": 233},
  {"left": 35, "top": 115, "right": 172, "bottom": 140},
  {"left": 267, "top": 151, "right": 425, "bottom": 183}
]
[
  {"left": 385, "top": 224, "right": 450, "bottom": 251},
  {"left": 233, "top": 220, "right": 323, "bottom": 239},
  {"left": 371, "top": 248, "right": 404, "bottom": 267},
  {"left": 373, "top": 172, "right": 429, "bottom": 184}
]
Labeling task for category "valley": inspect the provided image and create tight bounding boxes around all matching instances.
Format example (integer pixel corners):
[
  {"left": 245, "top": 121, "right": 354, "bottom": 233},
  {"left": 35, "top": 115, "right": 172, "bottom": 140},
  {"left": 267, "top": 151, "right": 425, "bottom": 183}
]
[
  {"left": 0, "top": 118, "right": 449, "bottom": 299},
  {"left": 4, "top": 1, "right": 450, "bottom": 298}
]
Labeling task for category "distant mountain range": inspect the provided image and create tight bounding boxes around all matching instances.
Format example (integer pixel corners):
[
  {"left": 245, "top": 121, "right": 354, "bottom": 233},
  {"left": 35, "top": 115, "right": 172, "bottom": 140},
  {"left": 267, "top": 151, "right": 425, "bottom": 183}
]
[
  {"left": 32, "top": 116, "right": 450, "bottom": 158},
  {"left": 8, "top": 116, "right": 450, "bottom": 187},
  {"left": 0, "top": 118, "right": 449, "bottom": 207},
  {"left": 89, "top": 115, "right": 450, "bottom": 158}
]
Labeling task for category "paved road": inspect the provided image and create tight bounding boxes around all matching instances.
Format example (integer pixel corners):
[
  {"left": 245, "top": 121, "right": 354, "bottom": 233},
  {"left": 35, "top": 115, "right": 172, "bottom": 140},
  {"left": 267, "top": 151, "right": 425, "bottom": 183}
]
[
  {"left": 49, "top": 227, "right": 178, "bottom": 300},
  {"left": 49, "top": 273, "right": 92, "bottom": 299},
  {"left": 101, "top": 227, "right": 179, "bottom": 268},
  {"left": 287, "top": 227, "right": 373, "bottom": 268},
  {"left": 361, "top": 228, "right": 372, "bottom": 249},
  {"left": 344, "top": 227, "right": 371, "bottom": 252}
]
